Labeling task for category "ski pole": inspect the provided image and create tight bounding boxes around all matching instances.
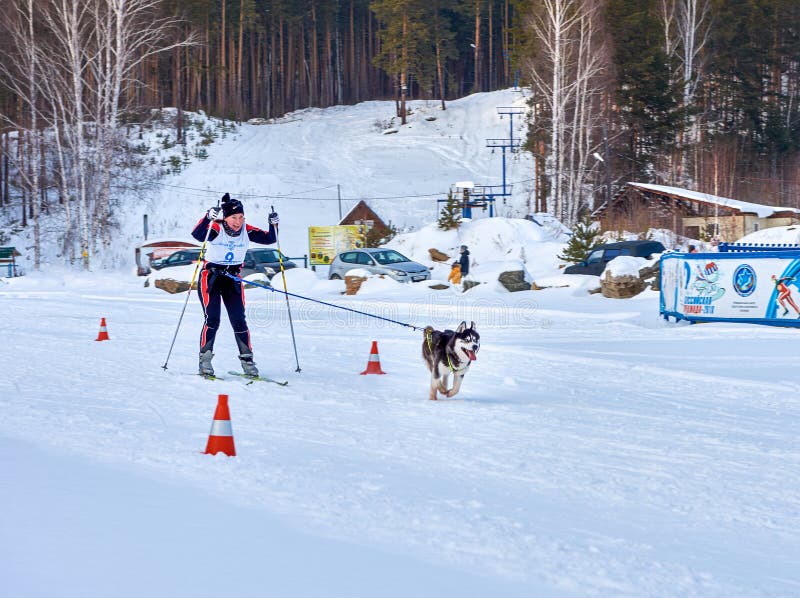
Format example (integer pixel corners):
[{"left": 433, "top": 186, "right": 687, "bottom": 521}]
[
  {"left": 271, "top": 205, "right": 302, "bottom": 373},
  {"left": 161, "top": 201, "right": 219, "bottom": 370}
]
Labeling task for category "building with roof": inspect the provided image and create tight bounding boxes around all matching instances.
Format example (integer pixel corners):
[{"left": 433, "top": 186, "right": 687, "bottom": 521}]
[
  {"left": 339, "top": 200, "right": 391, "bottom": 240},
  {"left": 593, "top": 183, "right": 800, "bottom": 241}
]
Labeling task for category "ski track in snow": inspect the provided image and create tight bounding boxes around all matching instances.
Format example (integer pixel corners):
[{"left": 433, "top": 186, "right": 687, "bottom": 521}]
[{"left": 3, "top": 280, "right": 799, "bottom": 597}]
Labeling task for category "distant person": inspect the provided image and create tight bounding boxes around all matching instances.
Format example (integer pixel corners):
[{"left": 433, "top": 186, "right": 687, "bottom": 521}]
[
  {"left": 459, "top": 245, "right": 470, "bottom": 277},
  {"left": 191, "top": 193, "right": 280, "bottom": 378},
  {"left": 688, "top": 244, "right": 698, "bottom": 253},
  {"left": 448, "top": 262, "right": 462, "bottom": 285}
]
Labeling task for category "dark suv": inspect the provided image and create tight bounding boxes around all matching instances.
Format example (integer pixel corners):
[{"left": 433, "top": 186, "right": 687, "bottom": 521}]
[
  {"left": 151, "top": 248, "right": 202, "bottom": 270},
  {"left": 563, "top": 240, "right": 666, "bottom": 276},
  {"left": 241, "top": 248, "right": 296, "bottom": 278}
]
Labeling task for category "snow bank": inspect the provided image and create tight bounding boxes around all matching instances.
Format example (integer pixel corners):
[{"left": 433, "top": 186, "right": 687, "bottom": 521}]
[
  {"left": 736, "top": 225, "right": 800, "bottom": 246},
  {"left": 344, "top": 268, "right": 374, "bottom": 278},
  {"left": 604, "top": 256, "right": 650, "bottom": 277},
  {"left": 388, "top": 217, "right": 567, "bottom": 291}
]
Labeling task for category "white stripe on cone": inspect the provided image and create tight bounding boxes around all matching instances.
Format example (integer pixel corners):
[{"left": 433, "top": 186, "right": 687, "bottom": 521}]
[{"left": 209, "top": 419, "right": 233, "bottom": 437}]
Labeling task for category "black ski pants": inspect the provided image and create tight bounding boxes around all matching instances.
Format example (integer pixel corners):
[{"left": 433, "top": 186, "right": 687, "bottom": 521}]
[{"left": 197, "top": 266, "right": 251, "bottom": 355}]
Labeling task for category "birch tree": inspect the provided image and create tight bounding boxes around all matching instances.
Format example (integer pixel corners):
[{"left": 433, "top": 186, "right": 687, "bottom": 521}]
[
  {"left": 41, "top": 0, "right": 92, "bottom": 268},
  {"left": 89, "top": 0, "right": 191, "bottom": 252},
  {"left": 0, "top": 0, "right": 42, "bottom": 267},
  {"left": 660, "top": 0, "right": 712, "bottom": 183},
  {"left": 523, "top": 0, "right": 607, "bottom": 225}
]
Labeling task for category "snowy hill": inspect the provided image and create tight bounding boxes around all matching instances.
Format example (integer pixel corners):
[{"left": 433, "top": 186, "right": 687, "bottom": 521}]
[{"left": 108, "top": 89, "right": 536, "bottom": 270}]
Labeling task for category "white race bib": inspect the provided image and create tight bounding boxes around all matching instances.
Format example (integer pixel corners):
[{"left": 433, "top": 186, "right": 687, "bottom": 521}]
[{"left": 204, "top": 225, "right": 249, "bottom": 265}]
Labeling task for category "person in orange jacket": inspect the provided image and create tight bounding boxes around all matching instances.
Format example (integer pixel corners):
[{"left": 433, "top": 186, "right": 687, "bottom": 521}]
[{"left": 448, "top": 261, "right": 462, "bottom": 285}]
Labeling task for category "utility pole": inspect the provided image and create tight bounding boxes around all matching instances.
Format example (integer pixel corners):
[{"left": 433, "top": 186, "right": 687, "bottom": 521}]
[
  {"left": 603, "top": 121, "right": 611, "bottom": 205},
  {"left": 400, "top": 80, "right": 408, "bottom": 125},
  {"left": 337, "top": 184, "right": 342, "bottom": 221}
]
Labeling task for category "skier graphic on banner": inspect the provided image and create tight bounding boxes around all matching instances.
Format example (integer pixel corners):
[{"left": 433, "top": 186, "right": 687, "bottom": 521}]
[{"left": 771, "top": 275, "right": 800, "bottom": 318}]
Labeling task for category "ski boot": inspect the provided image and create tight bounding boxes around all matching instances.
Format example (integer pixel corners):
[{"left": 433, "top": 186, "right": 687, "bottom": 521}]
[
  {"left": 238, "top": 353, "right": 259, "bottom": 378},
  {"left": 199, "top": 350, "right": 215, "bottom": 377}
]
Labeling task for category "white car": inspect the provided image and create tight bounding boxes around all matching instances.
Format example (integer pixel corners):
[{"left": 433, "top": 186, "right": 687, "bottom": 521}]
[{"left": 328, "top": 249, "right": 431, "bottom": 282}]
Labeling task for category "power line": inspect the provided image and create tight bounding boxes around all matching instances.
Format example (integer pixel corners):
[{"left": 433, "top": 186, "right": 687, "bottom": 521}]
[{"left": 153, "top": 175, "right": 539, "bottom": 202}]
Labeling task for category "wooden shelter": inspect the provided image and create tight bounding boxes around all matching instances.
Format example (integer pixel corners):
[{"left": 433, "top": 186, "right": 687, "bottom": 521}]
[{"left": 594, "top": 183, "right": 800, "bottom": 241}]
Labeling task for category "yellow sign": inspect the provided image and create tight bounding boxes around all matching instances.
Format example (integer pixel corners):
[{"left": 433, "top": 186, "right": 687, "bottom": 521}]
[{"left": 308, "top": 225, "right": 366, "bottom": 265}]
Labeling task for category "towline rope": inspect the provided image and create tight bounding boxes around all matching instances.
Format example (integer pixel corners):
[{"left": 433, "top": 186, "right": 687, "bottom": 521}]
[{"left": 223, "top": 272, "right": 422, "bottom": 331}]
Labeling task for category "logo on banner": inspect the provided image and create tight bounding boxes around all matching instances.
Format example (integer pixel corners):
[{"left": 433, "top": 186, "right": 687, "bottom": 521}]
[
  {"left": 683, "top": 260, "right": 726, "bottom": 315},
  {"left": 733, "top": 264, "right": 756, "bottom": 297}
]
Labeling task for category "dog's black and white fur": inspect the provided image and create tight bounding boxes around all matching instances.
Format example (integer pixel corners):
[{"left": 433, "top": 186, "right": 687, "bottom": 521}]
[{"left": 422, "top": 321, "right": 480, "bottom": 400}]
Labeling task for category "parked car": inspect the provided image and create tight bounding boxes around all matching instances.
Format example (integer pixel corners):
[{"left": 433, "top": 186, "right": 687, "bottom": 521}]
[
  {"left": 563, "top": 240, "right": 666, "bottom": 276},
  {"left": 151, "top": 248, "right": 202, "bottom": 270},
  {"left": 241, "top": 248, "right": 296, "bottom": 278},
  {"left": 328, "top": 248, "right": 431, "bottom": 282},
  {"left": 151, "top": 247, "right": 295, "bottom": 279}
]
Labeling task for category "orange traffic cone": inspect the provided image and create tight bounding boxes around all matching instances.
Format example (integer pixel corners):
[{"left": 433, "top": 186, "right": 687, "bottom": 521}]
[
  {"left": 95, "top": 317, "right": 110, "bottom": 341},
  {"left": 204, "top": 394, "right": 236, "bottom": 456},
  {"left": 360, "top": 341, "right": 386, "bottom": 375}
]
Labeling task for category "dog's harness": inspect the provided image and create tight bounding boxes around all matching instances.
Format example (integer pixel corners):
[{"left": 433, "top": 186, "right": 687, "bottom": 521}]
[{"left": 426, "top": 327, "right": 469, "bottom": 374}]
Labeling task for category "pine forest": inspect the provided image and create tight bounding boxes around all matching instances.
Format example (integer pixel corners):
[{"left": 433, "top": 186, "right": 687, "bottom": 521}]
[{"left": 0, "top": 0, "right": 799, "bottom": 267}]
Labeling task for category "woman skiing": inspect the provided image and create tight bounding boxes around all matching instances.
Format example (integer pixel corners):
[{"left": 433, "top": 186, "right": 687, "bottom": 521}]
[{"left": 191, "top": 193, "right": 279, "bottom": 378}]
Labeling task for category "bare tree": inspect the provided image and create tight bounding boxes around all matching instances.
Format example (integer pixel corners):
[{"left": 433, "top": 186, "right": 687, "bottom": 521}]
[
  {"left": 0, "top": 0, "right": 42, "bottom": 267},
  {"left": 40, "top": 0, "right": 93, "bottom": 268},
  {"left": 660, "top": 0, "right": 712, "bottom": 184},
  {"left": 0, "top": 0, "right": 192, "bottom": 269},
  {"left": 523, "top": 0, "right": 607, "bottom": 225},
  {"left": 89, "top": 0, "right": 191, "bottom": 255}
]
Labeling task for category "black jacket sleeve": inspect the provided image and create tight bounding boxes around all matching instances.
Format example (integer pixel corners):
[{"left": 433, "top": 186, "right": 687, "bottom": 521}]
[
  {"left": 191, "top": 216, "right": 220, "bottom": 242},
  {"left": 245, "top": 223, "right": 277, "bottom": 245}
]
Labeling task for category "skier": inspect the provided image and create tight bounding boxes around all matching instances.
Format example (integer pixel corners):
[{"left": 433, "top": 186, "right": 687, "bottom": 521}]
[{"left": 191, "top": 193, "right": 280, "bottom": 377}]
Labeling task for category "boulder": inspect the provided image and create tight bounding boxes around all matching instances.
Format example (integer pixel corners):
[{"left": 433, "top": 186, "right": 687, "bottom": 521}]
[
  {"left": 428, "top": 248, "right": 450, "bottom": 262},
  {"left": 428, "top": 283, "right": 449, "bottom": 290},
  {"left": 463, "top": 280, "right": 481, "bottom": 292},
  {"left": 155, "top": 278, "right": 192, "bottom": 294},
  {"left": 600, "top": 272, "right": 646, "bottom": 299},
  {"left": 498, "top": 270, "right": 530, "bottom": 292},
  {"left": 639, "top": 262, "right": 661, "bottom": 290},
  {"left": 344, "top": 275, "right": 368, "bottom": 295}
]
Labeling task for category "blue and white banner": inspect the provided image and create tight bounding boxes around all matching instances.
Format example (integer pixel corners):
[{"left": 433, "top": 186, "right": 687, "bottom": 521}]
[{"left": 660, "top": 251, "right": 800, "bottom": 326}]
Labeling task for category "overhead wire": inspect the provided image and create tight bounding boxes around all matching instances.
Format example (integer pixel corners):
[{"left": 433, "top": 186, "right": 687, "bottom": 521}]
[{"left": 152, "top": 174, "right": 539, "bottom": 203}]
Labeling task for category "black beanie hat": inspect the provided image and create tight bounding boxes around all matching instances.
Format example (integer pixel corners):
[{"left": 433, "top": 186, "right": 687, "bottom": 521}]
[{"left": 221, "top": 193, "right": 244, "bottom": 218}]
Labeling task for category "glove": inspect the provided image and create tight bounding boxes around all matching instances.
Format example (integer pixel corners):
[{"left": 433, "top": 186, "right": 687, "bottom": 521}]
[
  {"left": 269, "top": 212, "right": 279, "bottom": 226},
  {"left": 207, "top": 207, "right": 222, "bottom": 221}
]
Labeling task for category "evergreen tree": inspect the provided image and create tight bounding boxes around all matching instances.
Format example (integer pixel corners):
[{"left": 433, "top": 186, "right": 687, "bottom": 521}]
[
  {"left": 606, "top": 0, "right": 680, "bottom": 178},
  {"left": 558, "top": 215, "right": 601, "bottom": 263},
  {"left": 438, "top": 190, "right": 462, "bottom": 230}
]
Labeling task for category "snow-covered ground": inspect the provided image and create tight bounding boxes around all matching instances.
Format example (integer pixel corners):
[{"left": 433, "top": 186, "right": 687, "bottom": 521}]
[
  {"left": 3, "top": 262, "right": 800, "bottom": 596},
  {"left": 3, "top": 91, "right": 800, "bottom": 596}
]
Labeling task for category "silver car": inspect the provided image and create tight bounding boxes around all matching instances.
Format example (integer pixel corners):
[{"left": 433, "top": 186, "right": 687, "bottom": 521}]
[{"left": 328, "top": 248, "right": 431, "bottom": 282}]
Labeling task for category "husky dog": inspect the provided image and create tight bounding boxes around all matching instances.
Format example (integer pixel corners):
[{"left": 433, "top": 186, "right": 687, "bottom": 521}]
[{"left": 422, "top": 321, "right": 480, "bottom": 400}]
